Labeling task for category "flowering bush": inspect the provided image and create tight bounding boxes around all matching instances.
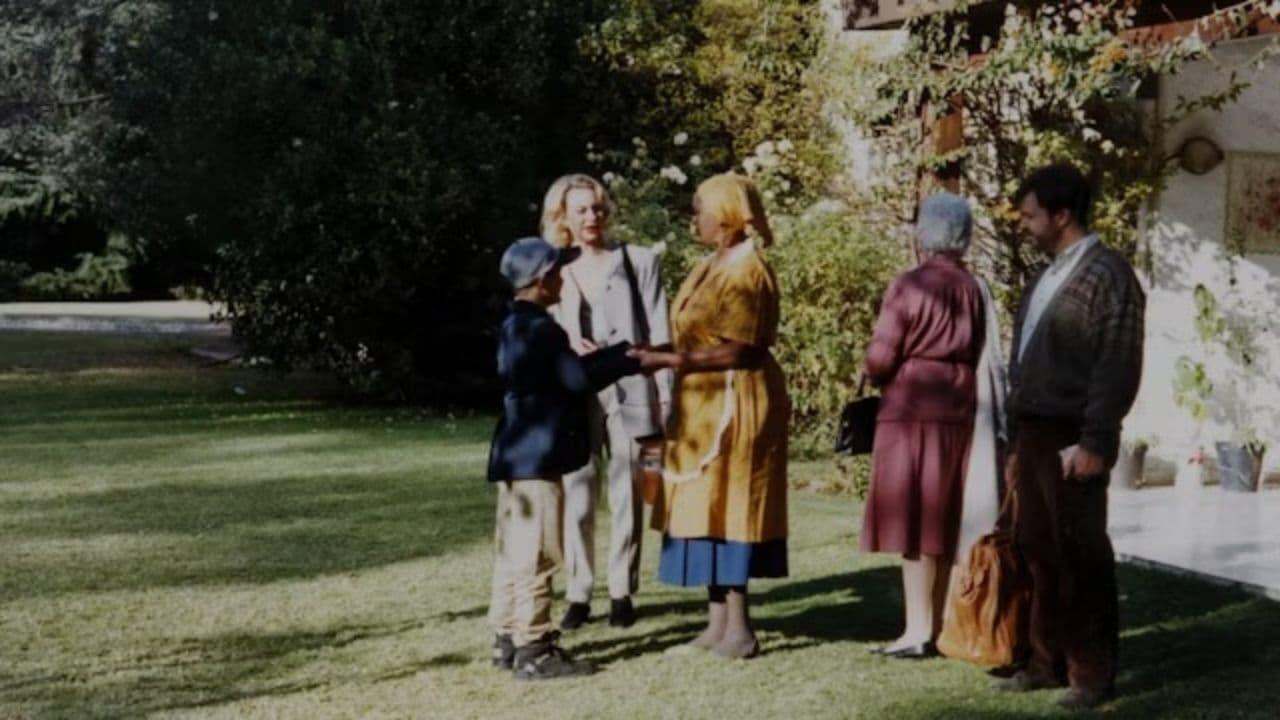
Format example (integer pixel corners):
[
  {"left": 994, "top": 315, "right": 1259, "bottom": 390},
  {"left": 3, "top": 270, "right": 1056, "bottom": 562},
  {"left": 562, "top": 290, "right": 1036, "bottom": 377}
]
[{"left": 837, "top": 0, "right": 1280, "bottom": 311}]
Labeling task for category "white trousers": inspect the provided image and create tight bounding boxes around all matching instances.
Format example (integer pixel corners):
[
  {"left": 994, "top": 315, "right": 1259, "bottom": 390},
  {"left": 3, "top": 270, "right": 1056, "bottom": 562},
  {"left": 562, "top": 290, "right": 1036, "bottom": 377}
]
[{"left": 561, "top": 393, "right": 643, "bottom": 603}]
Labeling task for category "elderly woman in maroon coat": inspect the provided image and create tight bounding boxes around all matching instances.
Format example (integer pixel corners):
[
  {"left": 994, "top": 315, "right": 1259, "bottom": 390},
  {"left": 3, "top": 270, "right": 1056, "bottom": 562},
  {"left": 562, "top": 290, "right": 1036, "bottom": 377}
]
[{"left": 862, "top": 192, "right": 986, "bottom": 659}]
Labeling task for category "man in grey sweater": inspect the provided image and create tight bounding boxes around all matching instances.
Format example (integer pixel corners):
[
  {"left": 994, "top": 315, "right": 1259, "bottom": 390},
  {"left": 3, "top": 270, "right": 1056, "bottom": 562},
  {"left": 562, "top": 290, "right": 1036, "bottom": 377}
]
[{"left": 996, "top": 164, "right": 1145, "bottom": 711}]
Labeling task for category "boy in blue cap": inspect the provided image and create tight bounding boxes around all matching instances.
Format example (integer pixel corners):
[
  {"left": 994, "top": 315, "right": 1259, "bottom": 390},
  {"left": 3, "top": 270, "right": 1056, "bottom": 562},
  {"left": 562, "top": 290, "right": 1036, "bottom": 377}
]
[{"left": 488, "top": 237, "right": 655, "bottom": 680}]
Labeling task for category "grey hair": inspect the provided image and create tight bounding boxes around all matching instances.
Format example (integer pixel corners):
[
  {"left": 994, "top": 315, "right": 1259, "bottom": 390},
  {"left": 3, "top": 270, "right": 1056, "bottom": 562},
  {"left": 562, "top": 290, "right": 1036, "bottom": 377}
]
[{"left": 916, "top": 192, "right": 973, "bottom": 255}]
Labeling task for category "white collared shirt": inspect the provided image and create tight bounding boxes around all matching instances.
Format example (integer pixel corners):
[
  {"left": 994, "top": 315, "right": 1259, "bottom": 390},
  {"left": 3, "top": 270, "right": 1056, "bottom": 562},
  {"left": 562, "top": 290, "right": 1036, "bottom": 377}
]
[{"left": 1017, "top": 234, "right": 1098, "bottom": 360}]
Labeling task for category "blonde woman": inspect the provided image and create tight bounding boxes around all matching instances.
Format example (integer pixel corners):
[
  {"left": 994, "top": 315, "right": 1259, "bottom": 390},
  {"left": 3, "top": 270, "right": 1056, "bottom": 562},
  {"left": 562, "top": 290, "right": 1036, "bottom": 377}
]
[
  {"left": 540, "top": 174, "right": 673, "bottom": 630},
  {"left": 633, "top": 173, "right": 789, "bottom": 659}
]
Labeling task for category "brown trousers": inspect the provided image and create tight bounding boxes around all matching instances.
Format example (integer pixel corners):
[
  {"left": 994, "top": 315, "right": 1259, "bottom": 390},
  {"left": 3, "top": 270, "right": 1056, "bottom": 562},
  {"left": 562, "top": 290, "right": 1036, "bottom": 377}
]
[
  {"left": 488, "top": 480, "right": 564, "bottom": 647},
  {"left": 1010, "top": 418, "right": 1118, "bottom": 692}
]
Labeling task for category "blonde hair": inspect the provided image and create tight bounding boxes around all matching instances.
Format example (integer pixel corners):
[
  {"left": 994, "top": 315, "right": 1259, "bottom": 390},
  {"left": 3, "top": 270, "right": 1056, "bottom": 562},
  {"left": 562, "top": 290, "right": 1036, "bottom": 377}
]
[
  {"left": 540, "top": 174, "right": 615, "bottom": 248},
  {"left": 694, "top": 172, "right": 774, "bottom": 247}
]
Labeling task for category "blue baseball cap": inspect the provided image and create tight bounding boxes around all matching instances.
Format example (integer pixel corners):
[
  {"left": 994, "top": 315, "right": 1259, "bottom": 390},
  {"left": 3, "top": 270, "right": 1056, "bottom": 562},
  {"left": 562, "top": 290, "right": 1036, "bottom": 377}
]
[{"left": 499, "top": 237, "right": 581, "bottom": 289}]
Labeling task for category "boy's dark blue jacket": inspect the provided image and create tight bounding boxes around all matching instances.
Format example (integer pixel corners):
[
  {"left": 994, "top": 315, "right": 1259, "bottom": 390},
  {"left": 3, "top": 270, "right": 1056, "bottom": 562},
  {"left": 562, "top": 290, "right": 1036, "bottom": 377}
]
[{"left": 488, "top": 300, "right": 642, "bottom": 482}]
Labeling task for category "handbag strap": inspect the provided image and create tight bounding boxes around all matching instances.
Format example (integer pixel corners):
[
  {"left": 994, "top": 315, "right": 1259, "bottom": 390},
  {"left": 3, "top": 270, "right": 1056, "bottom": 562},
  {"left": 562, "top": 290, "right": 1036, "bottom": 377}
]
[
  {"left": 620, "top": 244, "right": 650, "bottom": 346},
  {"left": 856, "top": 374, "right": 870, "bottom": 398},
  {"left": 618, "top": 244, "right": 663, "bottom": 434},
  {"left": 994, "top": 464, "right": 1019, "bottom": 533}
]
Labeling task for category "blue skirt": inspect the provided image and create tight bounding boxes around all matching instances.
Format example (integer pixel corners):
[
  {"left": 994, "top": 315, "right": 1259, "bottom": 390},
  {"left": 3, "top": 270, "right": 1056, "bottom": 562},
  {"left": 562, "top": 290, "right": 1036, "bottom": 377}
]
[{"left": 657, "top": 535, "right": 788, "bottom": 587}]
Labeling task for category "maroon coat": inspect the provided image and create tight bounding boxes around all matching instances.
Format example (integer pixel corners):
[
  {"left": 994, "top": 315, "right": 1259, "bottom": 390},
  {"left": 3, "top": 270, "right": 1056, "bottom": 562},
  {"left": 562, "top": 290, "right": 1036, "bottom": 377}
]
[{"left": 861, "top": 255, "right": 985, "bottom": 559}]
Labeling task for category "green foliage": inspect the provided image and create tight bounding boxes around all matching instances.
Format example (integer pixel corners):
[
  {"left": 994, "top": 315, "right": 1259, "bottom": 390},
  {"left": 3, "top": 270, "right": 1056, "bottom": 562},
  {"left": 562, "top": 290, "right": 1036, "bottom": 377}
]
[
  {"left": 1173, "top": 356, "right": 1213, "bottom": 425},
  {"left": 0, "top": 1, "right": 160, "bottom": 291},
  {"left": 9, "top": 0, "right": 897, "bottom": 450},
  {"left": 772, "top": 209, "right": 904, "bottom": 458},
  {"left": 588, "top": 0, "right": 902, "bottom": 465},
  {"left": 1175, "top": 282, "right": 1269, "bottom": 451},
  {"left": 97, "top": 1, "right": 617, "bottom": 397},
  {"left": 0, "top": 261, "right": 32, "bottom": 302},
  {"left": 20, "top": 233, "right": 133, "bottom": 300}
]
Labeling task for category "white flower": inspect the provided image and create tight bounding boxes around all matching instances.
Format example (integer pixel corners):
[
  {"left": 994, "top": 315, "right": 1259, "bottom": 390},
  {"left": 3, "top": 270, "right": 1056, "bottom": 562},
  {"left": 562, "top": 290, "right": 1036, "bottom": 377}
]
[
  {"left": 1082, "top": 128, "right": 1102, "bottom": 142},
  {"left": 689, "top": 154, "right": 703, "bottom": 167},
  {"left": 674, "top": 132, "right": 689, "bottom": 146},
  {"left": 1101, "top": 140, "right": 1116, "bottom": 154},
  {"left": 651, "top": 241, "right": 668, "bottom": 256},
  {"left": 660, "top": 165, "right": 688, "bottom": 185},
  {"left": 208, "top": 9, "right": 219, "bottom": 22},
  {"left": 1270, "top": 1, "right": 1280, "bottom": 19},
  {"left": 777, "top": 139, "right": 794, "bottom": 154},
  {"left": 743, "top": 157, "right": 761, "bottom": 175},
  {"left": 291, "top": 137, "right": 304, "bottom": 148},
  {"left": 756, "top": 140, "right": 776, "bottom": 157},
  {"left": 603, "top": 172, "right": 617, "bottom": 184}
]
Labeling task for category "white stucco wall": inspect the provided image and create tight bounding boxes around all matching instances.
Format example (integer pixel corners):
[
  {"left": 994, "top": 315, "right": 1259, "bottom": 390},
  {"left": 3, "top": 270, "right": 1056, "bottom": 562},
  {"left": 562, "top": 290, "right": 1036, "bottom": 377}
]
[{"left": 1134, "top": 35, "right": 1280, "bottom": 481}]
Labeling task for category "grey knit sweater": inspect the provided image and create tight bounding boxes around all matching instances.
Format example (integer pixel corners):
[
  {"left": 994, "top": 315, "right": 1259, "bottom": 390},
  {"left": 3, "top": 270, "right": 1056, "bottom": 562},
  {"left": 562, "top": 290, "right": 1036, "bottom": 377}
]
[{"left": 1008, "top": 242, "right": 1146, "bottom": 466}]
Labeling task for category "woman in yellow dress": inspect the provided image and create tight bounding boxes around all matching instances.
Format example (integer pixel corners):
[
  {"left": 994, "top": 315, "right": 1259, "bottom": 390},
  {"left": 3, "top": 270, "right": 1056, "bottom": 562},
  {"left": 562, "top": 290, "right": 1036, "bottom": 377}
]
[{"left": 635, "top": 172, "right": 789, "bottom": 659}]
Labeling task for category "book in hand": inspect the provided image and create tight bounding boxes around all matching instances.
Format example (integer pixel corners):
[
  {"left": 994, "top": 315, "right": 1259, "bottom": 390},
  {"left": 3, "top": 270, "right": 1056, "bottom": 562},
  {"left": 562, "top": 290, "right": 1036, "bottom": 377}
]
[{"left": 581, "top": 341, "right": 642, "bottom": 392}]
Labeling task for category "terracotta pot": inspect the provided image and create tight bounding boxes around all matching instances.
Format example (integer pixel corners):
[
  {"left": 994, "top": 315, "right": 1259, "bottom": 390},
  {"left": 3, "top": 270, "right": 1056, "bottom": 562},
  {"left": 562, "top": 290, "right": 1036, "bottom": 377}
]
[{"left": 1111, "top": 445, "right": 1147, "bottom": 490}]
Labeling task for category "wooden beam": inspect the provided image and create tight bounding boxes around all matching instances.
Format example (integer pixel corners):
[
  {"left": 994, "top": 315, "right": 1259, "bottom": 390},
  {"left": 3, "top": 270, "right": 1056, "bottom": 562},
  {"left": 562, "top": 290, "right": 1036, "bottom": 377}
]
[{"left": 1127, "top": 3, "right": 1280, "bottom": 46}]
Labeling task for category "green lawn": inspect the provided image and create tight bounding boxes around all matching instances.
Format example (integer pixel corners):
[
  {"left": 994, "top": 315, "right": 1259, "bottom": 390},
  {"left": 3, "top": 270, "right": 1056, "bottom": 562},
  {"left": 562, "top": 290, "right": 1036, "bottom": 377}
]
[{"left": 1, "top": 331, "right": 1277, "bottom": 719}]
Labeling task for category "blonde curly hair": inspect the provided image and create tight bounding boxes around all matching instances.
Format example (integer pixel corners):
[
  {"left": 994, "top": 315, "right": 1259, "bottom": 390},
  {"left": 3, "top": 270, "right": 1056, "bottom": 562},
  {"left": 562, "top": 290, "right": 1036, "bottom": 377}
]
[{"left": 539, "top": 174, "right": 616, "bottom": 248}]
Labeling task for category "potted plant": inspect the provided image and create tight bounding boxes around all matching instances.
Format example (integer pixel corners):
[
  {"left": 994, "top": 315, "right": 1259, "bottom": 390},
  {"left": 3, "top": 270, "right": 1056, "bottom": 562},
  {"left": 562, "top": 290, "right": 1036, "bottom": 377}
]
[
  {"left": 1177, "top": 283, "right": 1270, "bottom": 492},
  {"left": 1172, "top": 351, "right": 1212, "bottom": 489},
  {"left": 1171, "top": 284, "right": 1219, "bottom": 491}
]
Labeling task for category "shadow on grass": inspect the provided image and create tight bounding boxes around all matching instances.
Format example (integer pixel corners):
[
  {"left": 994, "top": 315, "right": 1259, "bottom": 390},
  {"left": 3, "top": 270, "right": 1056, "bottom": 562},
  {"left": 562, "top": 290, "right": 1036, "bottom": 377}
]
[
  {"left": 0, "top": 618, "right": 446, "bottom": 720},
  {"left": 0, "top": 468, "right": 494, "bottom": 600},
  {"left": 757, "top": 566, "right": 903, "bottom": 646},
  {"left": 872, "top": 565, "right": 1280, "bottom": 720}
]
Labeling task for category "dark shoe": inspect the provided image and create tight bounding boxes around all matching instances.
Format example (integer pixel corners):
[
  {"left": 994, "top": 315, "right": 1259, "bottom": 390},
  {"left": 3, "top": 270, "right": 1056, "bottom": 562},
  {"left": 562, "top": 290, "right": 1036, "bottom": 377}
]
[
  {"left": 491, "top": 634, "right": 515, "bottom": 670},
  {"left": 1057, "top": 687, "right": 1114, "bottom": 711},
  {"left": 881, "top": 641, "right": 939, "bottom": 660},
  {"left": 512, "top": 634, "right": 596, "bottom": 681},
  {"left": 992, "top": 670, "right": 1064, "bottom": 693},
  {"left": 608, "top": 597, "right": 637, "bottom": 628},
  {"left": 561, "top": 602, "right": 591, "bottom": 630}
]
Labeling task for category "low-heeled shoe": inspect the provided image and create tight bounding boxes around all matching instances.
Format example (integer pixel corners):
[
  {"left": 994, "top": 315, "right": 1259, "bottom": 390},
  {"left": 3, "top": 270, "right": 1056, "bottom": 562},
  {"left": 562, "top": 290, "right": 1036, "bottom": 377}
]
[{"left": 881, "top": 641, "right": 939, "bottom": 660}]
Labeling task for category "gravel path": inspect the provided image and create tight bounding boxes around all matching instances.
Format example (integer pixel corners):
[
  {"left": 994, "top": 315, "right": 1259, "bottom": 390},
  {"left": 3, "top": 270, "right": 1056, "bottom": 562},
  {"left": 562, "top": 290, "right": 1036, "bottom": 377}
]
[{"left": 0, "top": 301, "right": 229, "bottom": 336}]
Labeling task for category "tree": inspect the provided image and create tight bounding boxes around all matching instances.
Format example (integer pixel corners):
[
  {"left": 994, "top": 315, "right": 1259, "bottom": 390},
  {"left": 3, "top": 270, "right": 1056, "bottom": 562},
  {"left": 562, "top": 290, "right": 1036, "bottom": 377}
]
[{"left": 100, "top": 0, "right": 618, "bottom": 397}]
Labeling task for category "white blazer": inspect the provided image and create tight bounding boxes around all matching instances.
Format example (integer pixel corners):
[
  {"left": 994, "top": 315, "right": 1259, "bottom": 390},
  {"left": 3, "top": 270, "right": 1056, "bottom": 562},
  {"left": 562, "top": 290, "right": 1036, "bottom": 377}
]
[{"left": 552, "top": 243, "right": 673, "bottom": 438}]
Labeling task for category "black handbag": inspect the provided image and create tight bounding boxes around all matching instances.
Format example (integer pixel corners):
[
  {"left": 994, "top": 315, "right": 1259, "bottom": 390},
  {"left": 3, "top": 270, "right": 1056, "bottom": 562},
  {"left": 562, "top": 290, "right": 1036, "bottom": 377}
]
[{"left": 835, "top": 376, "right": 879, "bottom": 456}]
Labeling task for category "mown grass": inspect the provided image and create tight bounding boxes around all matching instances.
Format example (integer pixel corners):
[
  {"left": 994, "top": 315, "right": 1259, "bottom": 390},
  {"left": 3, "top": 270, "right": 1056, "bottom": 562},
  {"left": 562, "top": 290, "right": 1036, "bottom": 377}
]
[{"left": 0, "top": 331, "right": 1276, "bottom": 719}]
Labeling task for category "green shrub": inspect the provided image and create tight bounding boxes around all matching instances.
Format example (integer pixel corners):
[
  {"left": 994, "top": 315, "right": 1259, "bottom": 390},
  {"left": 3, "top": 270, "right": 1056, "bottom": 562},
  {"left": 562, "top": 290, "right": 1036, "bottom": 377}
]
[
  {"left": 20, "top": 234, "right": 132, "bottom": 300},
  {"left": 772, "top": 208, "right": 904, "bottom": 460},
  {"left": 0, "top": 260, "right": 32, "bottom": 302}
]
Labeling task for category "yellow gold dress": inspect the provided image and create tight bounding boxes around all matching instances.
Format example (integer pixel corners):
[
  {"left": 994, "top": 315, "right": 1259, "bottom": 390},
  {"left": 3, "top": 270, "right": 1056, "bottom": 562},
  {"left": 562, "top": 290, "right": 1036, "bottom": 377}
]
[{"left": 653, "top": 240, "right": 790, "bottom": 586}]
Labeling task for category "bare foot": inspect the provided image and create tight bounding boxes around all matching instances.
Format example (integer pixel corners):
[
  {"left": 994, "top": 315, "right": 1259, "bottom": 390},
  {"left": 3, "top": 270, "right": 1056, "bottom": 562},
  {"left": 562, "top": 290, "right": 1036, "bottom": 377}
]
[
  {"left": 712, "top": 631, "right": 759, "bottom": 659},
  {"left": 689, "top": 622, "right": 725, "bottom": 650}
]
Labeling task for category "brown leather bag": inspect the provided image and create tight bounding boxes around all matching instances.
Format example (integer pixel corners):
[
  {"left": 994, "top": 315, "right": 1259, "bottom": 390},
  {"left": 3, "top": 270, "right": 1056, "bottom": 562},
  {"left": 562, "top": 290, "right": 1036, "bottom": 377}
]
[{"left": 937, "top": 485, "right": 1030, "bottom": 668}]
